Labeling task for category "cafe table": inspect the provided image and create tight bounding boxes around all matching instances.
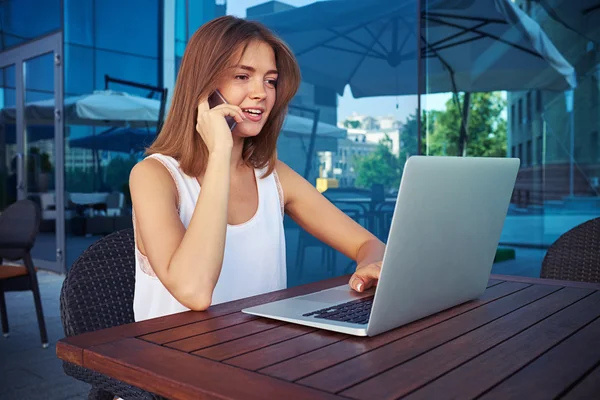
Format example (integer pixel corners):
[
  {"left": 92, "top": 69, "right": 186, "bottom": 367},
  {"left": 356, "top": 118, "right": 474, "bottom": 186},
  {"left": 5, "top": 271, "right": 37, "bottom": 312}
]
[{"left": 57, "top": 273, "right": 600, "bottom": 400}]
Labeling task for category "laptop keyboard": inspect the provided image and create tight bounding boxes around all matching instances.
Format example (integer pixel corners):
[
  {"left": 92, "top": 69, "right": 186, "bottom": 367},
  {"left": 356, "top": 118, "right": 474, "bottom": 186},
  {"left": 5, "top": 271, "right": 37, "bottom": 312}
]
[{"left": 302, "top": 295, "right": 374, "bottom": 325}]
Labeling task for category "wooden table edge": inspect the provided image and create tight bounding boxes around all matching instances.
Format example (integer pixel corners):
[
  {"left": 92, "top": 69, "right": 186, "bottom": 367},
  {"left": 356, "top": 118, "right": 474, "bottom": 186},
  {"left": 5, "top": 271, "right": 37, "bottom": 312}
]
[
  {"left": 56, "top": 340, "right": 84, "bottom": 366},
  {"left": 491, "top": 274, "right": 600, "bottom": 289}
]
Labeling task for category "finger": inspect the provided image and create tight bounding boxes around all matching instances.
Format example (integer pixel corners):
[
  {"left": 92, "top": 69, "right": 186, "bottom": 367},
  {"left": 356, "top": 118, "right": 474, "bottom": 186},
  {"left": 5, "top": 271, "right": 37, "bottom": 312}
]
[
  {"left": 352, "top": 263, "right": 382, "bottom": 292},
  {"left": 197, "top": 99, "right": 210, "bottom": 113},
  {"left": 211, "top": 104, "right": 245, "bottom": 123},
  {"left": 349, "top": 273, "right": 366, "bottom": 292}
]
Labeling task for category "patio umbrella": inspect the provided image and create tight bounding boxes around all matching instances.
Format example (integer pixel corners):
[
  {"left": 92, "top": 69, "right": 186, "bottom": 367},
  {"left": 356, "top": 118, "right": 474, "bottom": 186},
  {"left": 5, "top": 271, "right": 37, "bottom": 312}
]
[
  {"left": 68, "top": 127, "right": 157, "bottom": 153},
  {"left": 532, "top": 0, "right": 600, "bottom": 45},
  {"left": 252, "top": 0, "right": 577, "bottom": 157},
  {"left": 282, "top": 114, "right": 346, "bottom": 139},
  {"left": 251, "top": 0, "right": 576, "bottom": 98},
  {"left": 0, "top": 90, "right": 160, "bottom": 128},
  {"left": 1, "top": 124, "right": 55, "bottom": 144}
]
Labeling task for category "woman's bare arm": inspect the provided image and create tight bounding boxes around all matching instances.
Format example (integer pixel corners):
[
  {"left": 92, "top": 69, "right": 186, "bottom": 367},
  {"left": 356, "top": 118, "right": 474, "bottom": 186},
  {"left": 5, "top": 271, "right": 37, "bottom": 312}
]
[
  {"left": 276, "top": 160, "right": 385, "bottom": 291},
  {"left": 130, "top": 151, "right": 232, "bottom": 311}
]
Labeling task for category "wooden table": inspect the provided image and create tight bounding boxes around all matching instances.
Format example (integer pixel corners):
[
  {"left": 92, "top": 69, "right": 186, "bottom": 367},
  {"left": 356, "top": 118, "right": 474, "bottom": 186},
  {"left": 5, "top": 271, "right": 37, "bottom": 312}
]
[{"left": 57, "top": 274, "right": 600, "bottom": 400}]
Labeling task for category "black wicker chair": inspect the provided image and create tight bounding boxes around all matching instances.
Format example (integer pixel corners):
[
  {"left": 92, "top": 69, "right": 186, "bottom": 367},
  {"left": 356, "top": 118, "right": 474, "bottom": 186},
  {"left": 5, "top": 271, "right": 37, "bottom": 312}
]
[
  {"left": 60, "top": 228, "right": 163, "bottom": 400},
  {"left": 540, "top": 217, "right": 600, "bottom": 284},
  {"left": 0, "top": 199, "right": 48, "bottom": 348}
]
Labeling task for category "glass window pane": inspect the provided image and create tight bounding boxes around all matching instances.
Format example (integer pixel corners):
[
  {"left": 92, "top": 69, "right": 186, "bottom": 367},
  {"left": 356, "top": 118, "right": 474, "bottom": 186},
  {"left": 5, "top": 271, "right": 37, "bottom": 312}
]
[
  {"left": 175, "top": 0, "right": 187, "bottom": 58},
  {"left": 24, "top": 52, "right": 54, "bottom": 94},
  {"left": 65, "top": 44, "right": 94, "bottom": 95},
  {"left": 95, "top": 50, "right": 158, "bottom": 96},
  {"left": 95, "top": 0, "right": 159, "bottom": 58},
  {"left": 64, "top": 0, "right": 94, "bottom": 46},
  {"left": 421, "top": 0, "right": 600, "bottom": 279},
  {"left": 0, "top": 0, "right": 61, "bottom": 51}
]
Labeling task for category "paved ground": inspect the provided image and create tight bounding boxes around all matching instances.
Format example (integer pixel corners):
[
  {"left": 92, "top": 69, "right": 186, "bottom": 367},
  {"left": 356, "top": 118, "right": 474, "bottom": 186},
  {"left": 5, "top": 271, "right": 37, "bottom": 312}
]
[{"left": 0, "top": 271, "right": 89, "bottom": 400}]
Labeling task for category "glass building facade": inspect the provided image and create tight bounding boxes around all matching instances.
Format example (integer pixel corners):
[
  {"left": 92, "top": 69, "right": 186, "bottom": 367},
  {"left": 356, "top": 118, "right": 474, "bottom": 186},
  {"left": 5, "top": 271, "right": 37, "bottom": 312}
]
[{"left": 0, "top": 0, "right": 598, "bottom": 288}]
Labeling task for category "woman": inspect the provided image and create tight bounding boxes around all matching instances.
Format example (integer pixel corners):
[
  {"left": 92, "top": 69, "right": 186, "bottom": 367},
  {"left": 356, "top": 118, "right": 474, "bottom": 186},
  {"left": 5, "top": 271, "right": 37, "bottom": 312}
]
[{"left": 129, "top": 15, "right": 385, "bottom": 322}]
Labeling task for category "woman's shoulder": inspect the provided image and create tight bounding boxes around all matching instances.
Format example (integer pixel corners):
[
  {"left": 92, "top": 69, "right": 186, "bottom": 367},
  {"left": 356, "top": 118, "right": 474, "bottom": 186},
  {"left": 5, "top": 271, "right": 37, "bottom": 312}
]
[
  {"left": 272, "top": 159, "right": 297, "bottom": 181},
  {"left": 130, "top": 155, "right": 178, "bottom": 191}
]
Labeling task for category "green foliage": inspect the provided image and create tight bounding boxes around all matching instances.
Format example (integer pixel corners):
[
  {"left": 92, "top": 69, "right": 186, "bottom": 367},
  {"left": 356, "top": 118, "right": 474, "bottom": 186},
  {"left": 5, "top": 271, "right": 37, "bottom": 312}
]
[
  {"left": 424, "top": 92, "right": 507, "bottom": 157},
  {"left": 354, "top": 134, "right": 402, "bottom": 191},
  {"left": 351, "top": 92, "right": 507, "bottom": 190},
  {"left": 343, "top": 119, "right": 361, "bottom": 129}
]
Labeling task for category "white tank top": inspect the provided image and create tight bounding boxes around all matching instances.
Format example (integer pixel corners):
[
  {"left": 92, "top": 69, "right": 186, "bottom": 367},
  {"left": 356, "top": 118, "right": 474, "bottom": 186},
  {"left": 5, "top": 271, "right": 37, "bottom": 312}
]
[{"left": 132, "top": 153, "right": 287, "bottom": 322}]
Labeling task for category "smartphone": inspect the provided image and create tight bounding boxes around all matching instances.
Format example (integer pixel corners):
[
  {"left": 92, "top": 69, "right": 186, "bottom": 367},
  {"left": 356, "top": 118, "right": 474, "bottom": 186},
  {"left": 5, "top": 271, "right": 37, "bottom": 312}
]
[{"left": 207, "top": 89, "right": 237, "bottom": 131}]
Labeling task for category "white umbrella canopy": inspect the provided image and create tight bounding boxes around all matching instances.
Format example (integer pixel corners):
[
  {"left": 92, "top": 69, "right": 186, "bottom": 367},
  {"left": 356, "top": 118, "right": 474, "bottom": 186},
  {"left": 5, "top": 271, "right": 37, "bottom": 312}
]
[
  {"left": 532, "top": 0, "right": 600, "bottom": 45},
  {"left": 282, "top": 114, "right": 346, "bottom": 138},
  {"left": 251, "top": 0, "right": 577, "bottom": 97},
  {"left": 0, "top": 90, "right": 160, "bottom": 127}
]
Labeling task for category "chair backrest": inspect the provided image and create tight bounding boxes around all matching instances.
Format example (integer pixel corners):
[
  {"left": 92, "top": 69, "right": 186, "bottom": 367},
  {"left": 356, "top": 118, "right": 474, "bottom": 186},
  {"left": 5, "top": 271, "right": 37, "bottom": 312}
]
[
  {"left": 60, "top": 229, "right": 136, "bottom": 337},
  {"left": 0, "top": 199, "right": 41, "bottom": 260},
  {"left": 540, "top": 217, "right": 600, "bottom": 283}
]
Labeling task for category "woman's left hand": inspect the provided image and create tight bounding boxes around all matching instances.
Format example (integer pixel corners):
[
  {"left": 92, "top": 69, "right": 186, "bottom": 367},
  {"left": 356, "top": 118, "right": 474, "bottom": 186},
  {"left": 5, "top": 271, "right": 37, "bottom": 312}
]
[{"left": 349, "top": 261, "right": 382, "bottom": 292}]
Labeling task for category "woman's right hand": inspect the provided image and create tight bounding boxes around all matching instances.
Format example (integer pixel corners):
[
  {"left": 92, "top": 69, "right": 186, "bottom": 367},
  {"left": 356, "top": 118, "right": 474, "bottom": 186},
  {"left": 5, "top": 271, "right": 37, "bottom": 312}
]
[{"left": 195, "top": 100, "right": 245, "bottom": 154}]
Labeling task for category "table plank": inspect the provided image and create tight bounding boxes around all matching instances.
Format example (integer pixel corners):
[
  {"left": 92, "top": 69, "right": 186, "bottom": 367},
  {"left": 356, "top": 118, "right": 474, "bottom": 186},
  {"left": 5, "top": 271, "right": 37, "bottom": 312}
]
[
  {"left": 486, "top": 279, "right": 503, "bottom": 287},
  {"left": 165, "top": 319, "right": 285, "bottom": 352},
  {"left": 83, "top": 338, "right": 341, "bottom": 400},
  {"left": 193, "top": 323, "right": 315, "bottom": 361},
  {"left": 478, "top": 313, "right": 600, "bottom": 400},
  {"left": 297, "top": 283, "right": 559, "bottom": 393},
  {"left": 140, "top": 312, "right": 257, "bottom": 344},
  {"left": 260, "top": 281, "right": 529, "bottom": 381},
  {"left": 341, "top": 287, "right": 596, "bottom": 400},
  {"left": 401, "top": 290, "right": 600, "bottom": 400},
  {"left": 226, "top": 329, "right": 347, "bottom": 371},
  {"left": 561, "top": 363, "right": 600, "bottom": 400}
]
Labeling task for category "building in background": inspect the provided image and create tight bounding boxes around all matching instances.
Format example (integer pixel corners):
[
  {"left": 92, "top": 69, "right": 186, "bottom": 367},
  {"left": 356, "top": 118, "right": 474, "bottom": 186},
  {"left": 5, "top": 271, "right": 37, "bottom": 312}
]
[
  {"left": 508, "top": 0, "right": 600, "bottom": 207},
  {"left": 314, "top": 113, "right": 403, "bottom": 187},
  {"left": 0, "top": 0, "right": 226, "bottom": 273},
  {"left": 318, "top": 133, "right": 378, "bottom": 187}
]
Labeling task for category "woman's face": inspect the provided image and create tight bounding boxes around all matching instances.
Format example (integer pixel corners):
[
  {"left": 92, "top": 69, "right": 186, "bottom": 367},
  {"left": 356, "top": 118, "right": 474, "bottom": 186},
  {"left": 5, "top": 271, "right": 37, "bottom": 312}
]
[{"left": 217, "top": 40, "right": 278, "bottom": 138}]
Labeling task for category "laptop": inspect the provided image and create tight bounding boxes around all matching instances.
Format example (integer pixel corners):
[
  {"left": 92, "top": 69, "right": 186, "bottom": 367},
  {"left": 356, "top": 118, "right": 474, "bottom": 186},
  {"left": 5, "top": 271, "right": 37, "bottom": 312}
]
[{"left": 242, "top": 156, "right": 520, "bottom": 337}]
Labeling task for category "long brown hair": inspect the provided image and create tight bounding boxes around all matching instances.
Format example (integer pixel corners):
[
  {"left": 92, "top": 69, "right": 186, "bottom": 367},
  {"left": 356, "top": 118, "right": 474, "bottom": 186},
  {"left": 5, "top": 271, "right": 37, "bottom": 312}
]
[{"left": 146, "top": 15, "right": 301, "bottom": 178}]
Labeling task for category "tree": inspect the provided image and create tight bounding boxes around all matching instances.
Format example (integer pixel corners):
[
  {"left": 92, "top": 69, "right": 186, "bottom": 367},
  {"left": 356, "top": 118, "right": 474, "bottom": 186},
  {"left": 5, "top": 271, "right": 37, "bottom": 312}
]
[
  {"left": 399, "top": 112, "right": 424, "bottom": 164},
  {"left": 354, "top": 134, "right": 402, "bottom": 191},
  {"left": 425, "top": 92, "right": 507, "bottom": 157},
  {"left": 343, "top": 119, "right": 361, "bottom": 129}
]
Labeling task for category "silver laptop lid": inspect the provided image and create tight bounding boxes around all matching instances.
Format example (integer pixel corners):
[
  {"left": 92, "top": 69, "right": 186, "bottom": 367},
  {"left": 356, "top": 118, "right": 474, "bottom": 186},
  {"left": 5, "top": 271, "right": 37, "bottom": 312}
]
[{"left": 367, "top": 156, "right": 520, "bottom": 336}]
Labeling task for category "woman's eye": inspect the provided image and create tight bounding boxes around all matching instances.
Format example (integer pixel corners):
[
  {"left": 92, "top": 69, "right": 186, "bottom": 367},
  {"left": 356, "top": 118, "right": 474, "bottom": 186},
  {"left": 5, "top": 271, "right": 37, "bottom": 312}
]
[
  {"left": 266, "top": 79, "right": 278, "bottom": 87},
  {"left": 235, "top": 75, "right": 249, "bottom": 80}
]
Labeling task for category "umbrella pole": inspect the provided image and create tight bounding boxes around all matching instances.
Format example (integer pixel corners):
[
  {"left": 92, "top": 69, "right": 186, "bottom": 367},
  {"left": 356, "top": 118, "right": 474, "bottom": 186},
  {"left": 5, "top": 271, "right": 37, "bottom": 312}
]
[
  {"left": 457, "top": 92, "right": 471, "bottom": 157},
  {"left": 92, "top": 148, "right": 97, "bottom": 190}
]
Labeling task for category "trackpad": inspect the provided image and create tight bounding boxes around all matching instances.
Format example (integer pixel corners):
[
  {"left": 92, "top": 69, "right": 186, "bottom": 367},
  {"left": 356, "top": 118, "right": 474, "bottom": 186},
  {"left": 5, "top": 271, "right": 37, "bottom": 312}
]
[{"left": 298, "top": 287, "right": 367, "bottom": 304}]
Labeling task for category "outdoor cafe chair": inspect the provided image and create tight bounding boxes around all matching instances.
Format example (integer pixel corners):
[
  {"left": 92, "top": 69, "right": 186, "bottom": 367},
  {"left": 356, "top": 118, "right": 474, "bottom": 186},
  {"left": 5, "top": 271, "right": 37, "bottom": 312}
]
[
  {"left": 0, "top": 199, "right": 48, "bottom": 348},
  {"left": 540, "top": 216, "right": 600, "bottom": 284},
  {"left": 60, "top": 228, "right": 163, "bottom": 400}
]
